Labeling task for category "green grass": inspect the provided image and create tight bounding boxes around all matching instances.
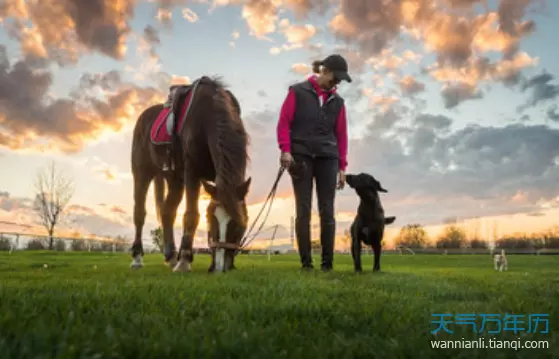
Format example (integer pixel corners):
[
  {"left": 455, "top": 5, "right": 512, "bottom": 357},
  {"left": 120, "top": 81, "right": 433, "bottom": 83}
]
[{"left": 0, "top": 251, "right": 557, "bottom": 359}]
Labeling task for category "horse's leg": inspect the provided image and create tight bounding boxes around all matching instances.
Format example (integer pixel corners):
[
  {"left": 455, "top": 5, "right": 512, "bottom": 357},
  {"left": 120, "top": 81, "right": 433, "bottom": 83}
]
[
  {"left": 161, "top": 176, "right": 183, "bottom": 268},
  {"left": 131, "top": 171, "right": 154, "bottom": 269},
  {"left": 173, "top": 174, "right": 200, "bottom": 273}
]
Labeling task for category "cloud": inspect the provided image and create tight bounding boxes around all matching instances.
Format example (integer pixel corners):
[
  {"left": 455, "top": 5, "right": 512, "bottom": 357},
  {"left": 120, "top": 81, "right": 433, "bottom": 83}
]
[
  {"left": 0, "top": 190, "right": 134, "bottom": 239},
  {"left": 150, "top": 0, "right": 202, "bottom": 27},
  {"left": 86, "top": 156, "right": 132, "bottom": 184},
  {"left": 0, "top": 0, "right": 136, "bottom": 65},
  {"left": 291, "top": 63, "right": 311, "bottom": 75},
  {"left": 230, "top": 30, "right": 240, "bottom": 47},
  {"left": 220, "top": 98, "right": 557, "bottom": 232},
  {"left": 271, "top": 18, "right": 317, "bottom": 54},
  {"left": 441, "top": 81, "right": 483, "bottom": 109},
  {"left": 241, "top": 0, "right": 279, "bottom": 38},
  {"left": 279, "top": 19, "right": 317, "bottom": 44},
  {"left": 342, "top": 108, "right": 559, "bottom": 225},
  {"left": 519, "top": 71, "right": 559, "bottom": 111},
  {"left": 0, "top": 45, "right": 164, "bottom": 153},
  {"left": 547, "top": 105, "right": 559, "bottom": 122},
  {"left": 182, "top": 8, "right": 199, "bottom": 22},
  {"left": 399, "top": 75, "right": 425, "bottom": 96},
  {"left": 140, "top": 25, "right": 161, "bottom": 60},
  {"left": 322, "top": 0, "right": 543, "bottom": 108}
]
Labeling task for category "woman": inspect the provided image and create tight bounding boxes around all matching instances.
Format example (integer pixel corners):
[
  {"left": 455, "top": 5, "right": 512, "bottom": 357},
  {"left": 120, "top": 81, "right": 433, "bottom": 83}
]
[{"left": 276, "top": 54, "right": 351, "bottom": 272}]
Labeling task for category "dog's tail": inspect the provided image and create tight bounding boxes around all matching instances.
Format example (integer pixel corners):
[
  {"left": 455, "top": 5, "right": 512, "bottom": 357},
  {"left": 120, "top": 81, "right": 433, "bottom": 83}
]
[{"left": 384, "top": 216, "right": 396, "bottom": 225}]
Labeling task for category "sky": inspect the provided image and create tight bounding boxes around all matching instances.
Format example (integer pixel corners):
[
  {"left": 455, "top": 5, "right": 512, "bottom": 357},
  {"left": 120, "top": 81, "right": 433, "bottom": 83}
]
[{"left": 1, "top": 0, "right": 558, "bottom": 250}]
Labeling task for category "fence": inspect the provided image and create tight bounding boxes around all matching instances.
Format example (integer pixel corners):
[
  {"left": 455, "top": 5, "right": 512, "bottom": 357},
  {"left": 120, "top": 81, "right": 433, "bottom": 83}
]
[
  {"left": 0, "top": 232, "right": 132, "bottom": 253},
  {"left": 2, "top": 231, "right": 559, "bottom": 256}
]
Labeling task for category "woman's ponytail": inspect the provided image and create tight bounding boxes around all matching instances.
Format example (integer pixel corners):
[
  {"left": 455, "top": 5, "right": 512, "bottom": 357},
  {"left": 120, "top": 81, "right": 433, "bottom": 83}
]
[{"left": 311, "top": 60, "right": 322, "bottom": 74}]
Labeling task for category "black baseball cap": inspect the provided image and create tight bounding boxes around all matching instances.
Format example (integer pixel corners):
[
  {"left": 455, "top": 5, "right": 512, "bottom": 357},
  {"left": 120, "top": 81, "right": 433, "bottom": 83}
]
[{"left": 320, "top": 54, "right": 352, "bottom": 83}]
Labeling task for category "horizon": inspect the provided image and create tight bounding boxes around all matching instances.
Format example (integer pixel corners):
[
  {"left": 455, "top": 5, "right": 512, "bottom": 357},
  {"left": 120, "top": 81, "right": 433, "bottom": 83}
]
[{"left": 1, "top": 0, "right": 558, "bottom": 250}]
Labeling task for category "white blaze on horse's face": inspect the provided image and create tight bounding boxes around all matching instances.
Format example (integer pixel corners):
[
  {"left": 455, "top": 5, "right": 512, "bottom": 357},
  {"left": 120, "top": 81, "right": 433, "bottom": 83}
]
[{"left": 214, "top": 204, "right": 231, "bottom": 272}]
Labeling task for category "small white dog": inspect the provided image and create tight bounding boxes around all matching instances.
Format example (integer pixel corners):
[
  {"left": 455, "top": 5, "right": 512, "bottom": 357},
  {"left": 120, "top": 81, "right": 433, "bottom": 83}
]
[{"left": 493, "top": 249, "right": 508, "bottom": 271}]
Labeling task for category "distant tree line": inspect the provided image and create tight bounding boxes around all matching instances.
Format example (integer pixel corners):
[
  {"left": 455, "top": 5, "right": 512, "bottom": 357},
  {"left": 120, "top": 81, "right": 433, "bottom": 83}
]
[
  {"left": 0, "top": 235, "right": 130, "bottom": 252},
  {"left": 393, "top": 223, "right": 559, "bottom": 250}
]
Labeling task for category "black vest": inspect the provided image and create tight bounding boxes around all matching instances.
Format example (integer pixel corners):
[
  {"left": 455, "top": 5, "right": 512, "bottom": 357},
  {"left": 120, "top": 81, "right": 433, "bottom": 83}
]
[{"left": 289, "top": 80, "right": 344, "bottom": 159}]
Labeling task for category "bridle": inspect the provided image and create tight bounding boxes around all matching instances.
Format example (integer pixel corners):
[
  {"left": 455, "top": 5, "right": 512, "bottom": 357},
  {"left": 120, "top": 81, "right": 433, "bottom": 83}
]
[
  {"left": 206, "top": 167, "right": 286, "bottom": 255},
  {"left": 206, "top": 198, "right": 245, "bottom": 251}
]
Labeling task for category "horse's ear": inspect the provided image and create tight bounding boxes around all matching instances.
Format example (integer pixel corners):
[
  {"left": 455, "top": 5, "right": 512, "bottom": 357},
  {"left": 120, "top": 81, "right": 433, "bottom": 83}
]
[
  {"left": 202, "top": 181, "right": 217, "bottom": 198},
  {"left": 237, "top": 177, "right": 251, "bottom": 198}
]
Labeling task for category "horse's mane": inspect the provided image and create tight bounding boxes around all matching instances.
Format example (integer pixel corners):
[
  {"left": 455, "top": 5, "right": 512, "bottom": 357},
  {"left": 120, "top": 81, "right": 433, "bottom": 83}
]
[{"left": 201, "top": 76, "right": 250, "bottom": 220}]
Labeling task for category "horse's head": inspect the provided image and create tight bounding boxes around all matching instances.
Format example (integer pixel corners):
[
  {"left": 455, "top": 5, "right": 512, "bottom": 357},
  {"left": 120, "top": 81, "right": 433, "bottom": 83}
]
[{"left": 202, "top": 177, "right": 251, "bottom": 272}]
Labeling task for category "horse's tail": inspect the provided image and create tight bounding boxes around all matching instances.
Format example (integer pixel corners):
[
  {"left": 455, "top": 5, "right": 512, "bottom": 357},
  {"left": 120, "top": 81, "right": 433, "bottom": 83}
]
[{"left": 153, "top": 174, "right": 165, "bottom": 224}]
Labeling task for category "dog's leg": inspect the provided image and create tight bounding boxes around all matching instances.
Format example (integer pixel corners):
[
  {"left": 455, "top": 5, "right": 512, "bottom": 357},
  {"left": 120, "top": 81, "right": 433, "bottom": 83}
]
[
  {"left": 372, "top": 239, "right": 382, "bottom": 272},
  {"left": 350, "top": 223, "right": 362, "bottom": 273}
]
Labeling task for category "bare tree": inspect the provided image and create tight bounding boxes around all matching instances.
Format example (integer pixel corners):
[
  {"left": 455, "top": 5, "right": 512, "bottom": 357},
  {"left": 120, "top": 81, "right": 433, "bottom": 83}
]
[{"left": 33, "top": 161, "right": 74, "bottom": 250}]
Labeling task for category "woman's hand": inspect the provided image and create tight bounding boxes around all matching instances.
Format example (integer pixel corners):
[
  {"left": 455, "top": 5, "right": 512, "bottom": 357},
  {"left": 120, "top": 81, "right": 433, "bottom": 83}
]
[
  {"left": 337, "top": 170, "right": 346, "bottom": 190},
  {"left": 280, "top": 152, "right": 293, "bottom": 169}
]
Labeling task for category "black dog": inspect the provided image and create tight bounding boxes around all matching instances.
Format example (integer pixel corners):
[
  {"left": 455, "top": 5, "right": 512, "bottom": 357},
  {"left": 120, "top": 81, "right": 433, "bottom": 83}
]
[{"left": 346, "top": 173, "right": 396, "bottom": 272}]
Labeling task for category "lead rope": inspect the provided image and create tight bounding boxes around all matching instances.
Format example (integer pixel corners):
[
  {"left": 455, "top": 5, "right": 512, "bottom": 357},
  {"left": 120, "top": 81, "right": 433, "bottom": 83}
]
[{"left": 236, "top": 166, "right": 285, "bottom": 255}]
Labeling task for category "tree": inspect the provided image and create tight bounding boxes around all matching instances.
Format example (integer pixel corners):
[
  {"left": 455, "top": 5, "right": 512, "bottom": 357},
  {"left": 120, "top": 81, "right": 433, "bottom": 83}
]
[
  {"left": 151, "top": 227, "right": 163, "bottom": 252},
  {"left": 468, "top": 238, "right": 488, "bottom": 249},
  {"left": 310, "top": 238, "right": 321, "bottom": 250},
  {"left": 337, "top": 229, "right": 351, "bottom": 250},
  {"left": 394, "top": 224, "right": 429, "bottom": 249},
  {"left": 436, "top": 225, "right": 467, "bottom": 249},
  {"left": 33, "top": 161, "right": 74, "bottom": 250}
]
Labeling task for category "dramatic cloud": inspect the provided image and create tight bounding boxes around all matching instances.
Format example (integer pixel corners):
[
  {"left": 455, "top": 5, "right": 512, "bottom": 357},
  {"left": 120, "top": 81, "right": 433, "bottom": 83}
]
[
  {"left": 227, "top": 99, "right": 559, "bottom": 230},
  {"left": 0, "top": 0, "right": 136, "bottom": 65},
  {"left": 323, "top": 0, "right": 542, "bottom": 108},
  {"left": 0, "top": 46, "right": 164, "bottom": 153},
  {"left": 342, "top": 109, "right": 559, "bottom": 225}
]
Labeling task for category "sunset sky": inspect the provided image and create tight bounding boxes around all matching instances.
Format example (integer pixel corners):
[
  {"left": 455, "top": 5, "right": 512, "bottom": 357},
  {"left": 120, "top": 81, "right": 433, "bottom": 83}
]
[{"left": 1, "top": 0, "right": 558, "bottom": 249}]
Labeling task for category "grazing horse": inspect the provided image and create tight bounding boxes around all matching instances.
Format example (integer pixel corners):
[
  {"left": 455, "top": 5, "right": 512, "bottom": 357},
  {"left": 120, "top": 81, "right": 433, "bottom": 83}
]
[{"left": 129, "top": 76, "right": 251, "bottom": 273}]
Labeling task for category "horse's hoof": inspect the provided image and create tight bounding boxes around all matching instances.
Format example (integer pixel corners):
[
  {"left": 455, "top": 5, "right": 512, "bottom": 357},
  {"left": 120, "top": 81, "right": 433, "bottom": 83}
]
[
  {"left": 165, "top": 258, "right": 178, "bottom": 269},
  {"left": 172, "top": 260, "right": 191, "bottom": 273},
  {"left": 130, "top": 255, "right": 143, "bottom": 269}
]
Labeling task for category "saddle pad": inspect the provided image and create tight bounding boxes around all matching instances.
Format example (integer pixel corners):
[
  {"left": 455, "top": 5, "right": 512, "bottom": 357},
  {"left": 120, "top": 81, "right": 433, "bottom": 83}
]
[{"left": 150, "top": 89, "right": 195, "bottom": 145}]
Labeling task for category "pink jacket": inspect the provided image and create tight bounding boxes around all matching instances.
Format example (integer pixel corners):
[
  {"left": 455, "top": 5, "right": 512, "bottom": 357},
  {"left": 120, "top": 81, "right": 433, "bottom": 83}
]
[{"left": 276, "top": 75, "right": 348, "bottom": 171}]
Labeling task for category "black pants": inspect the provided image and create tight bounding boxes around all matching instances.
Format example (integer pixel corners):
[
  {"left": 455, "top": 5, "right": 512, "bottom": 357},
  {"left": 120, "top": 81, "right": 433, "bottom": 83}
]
[{"left": 289, "top": 154, "right": 338, "bottom": 268}]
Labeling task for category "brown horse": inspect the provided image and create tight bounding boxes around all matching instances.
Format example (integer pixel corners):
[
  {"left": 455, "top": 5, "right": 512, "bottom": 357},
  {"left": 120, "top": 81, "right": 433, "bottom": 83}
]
[{"left": 130, "top": 76, "right": 251, "bottom": 272}]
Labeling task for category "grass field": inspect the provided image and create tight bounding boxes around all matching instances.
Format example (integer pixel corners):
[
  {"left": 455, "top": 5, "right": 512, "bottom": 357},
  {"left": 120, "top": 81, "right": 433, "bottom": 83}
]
[{"left": 0, "top": 251, "right": 557, "bottom": 358}]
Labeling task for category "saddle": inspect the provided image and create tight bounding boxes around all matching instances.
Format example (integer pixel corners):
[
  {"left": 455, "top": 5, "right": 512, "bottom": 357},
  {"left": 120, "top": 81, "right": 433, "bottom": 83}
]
[
  {"left": 165, "top": 84, "right": 192, "bottom": 136},
  {"left": 162, "top": 84, "right": 192, "bottom": 171}
]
